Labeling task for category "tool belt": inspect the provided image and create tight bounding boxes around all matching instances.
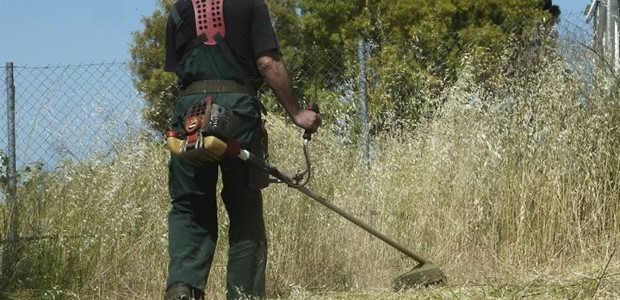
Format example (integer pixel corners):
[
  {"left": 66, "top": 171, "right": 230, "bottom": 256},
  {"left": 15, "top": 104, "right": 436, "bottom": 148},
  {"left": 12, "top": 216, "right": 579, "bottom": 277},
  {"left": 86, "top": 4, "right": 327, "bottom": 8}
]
[{"left": 179, "top": 80, "right": 254, "bottom": 97}]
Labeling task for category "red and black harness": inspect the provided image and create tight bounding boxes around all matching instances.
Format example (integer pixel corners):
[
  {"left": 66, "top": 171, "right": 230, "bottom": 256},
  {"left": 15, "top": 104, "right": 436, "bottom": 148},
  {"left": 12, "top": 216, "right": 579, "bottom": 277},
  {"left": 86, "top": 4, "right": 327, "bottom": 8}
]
[{"left": 170, "top": 0, "right": 254, "bottom": 91}]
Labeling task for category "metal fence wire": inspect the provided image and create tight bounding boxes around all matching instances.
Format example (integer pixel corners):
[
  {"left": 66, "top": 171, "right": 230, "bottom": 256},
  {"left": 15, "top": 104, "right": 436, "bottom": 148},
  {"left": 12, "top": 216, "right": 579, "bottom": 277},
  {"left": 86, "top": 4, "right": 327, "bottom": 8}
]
[
  {"left": 1, "top": 62, "right": 145, "bottom": 172},
  {"left": 1, "top": 51, "right": 370, "bottom": 174},
  {"left": 0, "top": 16, "right": 595, "bottom": 190}
]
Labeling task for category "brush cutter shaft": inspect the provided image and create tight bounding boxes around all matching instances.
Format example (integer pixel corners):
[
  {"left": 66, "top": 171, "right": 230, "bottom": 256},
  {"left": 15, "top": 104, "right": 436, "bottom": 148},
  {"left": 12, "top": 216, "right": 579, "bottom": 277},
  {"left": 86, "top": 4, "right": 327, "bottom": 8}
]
[
  {"left": 233, "top": 125, "right": 445, "bottom": 288},
  {"left": 232, "top": 132, "right": 429, "bottom": 265},
  {"left": 291, "top": 183, "right": 428, "bottom": 265}
]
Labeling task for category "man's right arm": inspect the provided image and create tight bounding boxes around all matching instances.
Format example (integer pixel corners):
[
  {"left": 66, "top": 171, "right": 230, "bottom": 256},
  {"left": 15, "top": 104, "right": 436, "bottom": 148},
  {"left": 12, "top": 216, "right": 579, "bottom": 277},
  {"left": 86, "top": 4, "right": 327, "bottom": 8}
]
[{"left": 257, "top": 53, "right": 321, "bottom": 132}]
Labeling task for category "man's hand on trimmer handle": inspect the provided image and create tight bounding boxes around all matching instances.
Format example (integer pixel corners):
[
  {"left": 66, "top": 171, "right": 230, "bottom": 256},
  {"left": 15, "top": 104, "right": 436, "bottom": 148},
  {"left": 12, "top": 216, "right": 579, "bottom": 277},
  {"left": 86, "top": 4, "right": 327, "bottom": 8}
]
[{"left": 293, "top": 103, "right": 321, "bottom": 138}]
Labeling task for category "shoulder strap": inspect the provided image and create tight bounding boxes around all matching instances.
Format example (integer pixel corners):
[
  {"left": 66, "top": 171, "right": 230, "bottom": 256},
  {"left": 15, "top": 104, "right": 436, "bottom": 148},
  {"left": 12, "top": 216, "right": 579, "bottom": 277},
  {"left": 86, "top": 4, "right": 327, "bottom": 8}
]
[
  {"left": 171, "top": 6, "right": 183, "bottom": 29},
  {"left": 174, "top": 0, "right": 258, "bottom": 93},
  {"left": 194, "top": 0, "right": 256, "bottom": 93},
  {"left": 214, "top": 33, "right": 255, "bottom": 93}
]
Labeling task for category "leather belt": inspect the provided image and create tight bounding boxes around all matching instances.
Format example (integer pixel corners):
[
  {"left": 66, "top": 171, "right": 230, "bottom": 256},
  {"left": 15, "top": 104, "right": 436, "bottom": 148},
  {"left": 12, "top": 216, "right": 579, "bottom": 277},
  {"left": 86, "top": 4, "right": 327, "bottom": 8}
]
[{"left": 179, "top": 80, "right": 254, "bottom": 96}]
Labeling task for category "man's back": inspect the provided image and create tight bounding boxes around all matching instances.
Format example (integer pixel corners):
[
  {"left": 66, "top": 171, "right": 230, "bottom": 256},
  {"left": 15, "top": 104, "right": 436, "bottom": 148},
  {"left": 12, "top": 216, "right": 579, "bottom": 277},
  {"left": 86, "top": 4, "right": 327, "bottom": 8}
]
[{"left": 165, "top": 0, "right": 279, "bottom": 86}]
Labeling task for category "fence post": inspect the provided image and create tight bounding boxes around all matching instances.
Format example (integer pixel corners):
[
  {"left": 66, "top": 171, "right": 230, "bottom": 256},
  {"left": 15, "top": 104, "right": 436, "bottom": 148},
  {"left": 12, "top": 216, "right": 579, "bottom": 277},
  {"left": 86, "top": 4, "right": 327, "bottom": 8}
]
[
  {"left": 5, "top": 62, "right": 18, "bottom": 250},
  {"left": 597, "top": 0, "right": 605, "bottom": 54},
  {"left": 611, "top": 0, "right": 620, "bottom": 71},
  {"left": 358, "top": 39, "right": 370, "bottom": 167}
]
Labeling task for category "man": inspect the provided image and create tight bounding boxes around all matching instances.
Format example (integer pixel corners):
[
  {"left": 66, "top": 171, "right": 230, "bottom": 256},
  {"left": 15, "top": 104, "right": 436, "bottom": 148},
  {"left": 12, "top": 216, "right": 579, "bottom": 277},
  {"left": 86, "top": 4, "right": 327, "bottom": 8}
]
[{"left": 163, "top": 0, "right": 321, "bottom": 299}]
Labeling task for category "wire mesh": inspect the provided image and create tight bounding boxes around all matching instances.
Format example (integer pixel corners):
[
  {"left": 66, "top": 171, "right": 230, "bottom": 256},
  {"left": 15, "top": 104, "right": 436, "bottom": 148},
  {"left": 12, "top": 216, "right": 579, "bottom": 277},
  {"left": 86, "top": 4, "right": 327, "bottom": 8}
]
[
  {"left": 2, "top": 62, "right": 145, "bottom": 170},
  {"left": 0, "top": 16, "right": 601, "bottom": 190}
]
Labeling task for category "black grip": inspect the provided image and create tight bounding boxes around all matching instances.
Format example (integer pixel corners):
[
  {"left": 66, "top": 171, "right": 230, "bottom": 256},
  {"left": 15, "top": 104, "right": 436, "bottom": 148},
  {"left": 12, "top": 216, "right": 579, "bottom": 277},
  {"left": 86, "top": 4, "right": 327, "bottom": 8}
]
[{"left": 303, "top": 103, "right": 320, "bottom": 140}]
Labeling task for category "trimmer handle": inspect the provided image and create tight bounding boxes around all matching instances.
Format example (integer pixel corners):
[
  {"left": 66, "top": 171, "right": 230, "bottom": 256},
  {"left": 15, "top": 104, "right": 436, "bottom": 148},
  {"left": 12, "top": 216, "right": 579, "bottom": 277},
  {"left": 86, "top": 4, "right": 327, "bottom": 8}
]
[{"left": 303, "top": 102, "right": 320, "bottom": 141}]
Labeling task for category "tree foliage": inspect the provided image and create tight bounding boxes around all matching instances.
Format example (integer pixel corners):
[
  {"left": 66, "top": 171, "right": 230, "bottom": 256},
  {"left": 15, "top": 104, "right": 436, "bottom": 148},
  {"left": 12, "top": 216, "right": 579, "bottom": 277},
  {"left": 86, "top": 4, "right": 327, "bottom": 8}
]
[
  {"left": 130, "top": 0, "right": 176, "bottom": 134},
  {"left": 131, "top": 0, "right": 560, "bottom": 133}
]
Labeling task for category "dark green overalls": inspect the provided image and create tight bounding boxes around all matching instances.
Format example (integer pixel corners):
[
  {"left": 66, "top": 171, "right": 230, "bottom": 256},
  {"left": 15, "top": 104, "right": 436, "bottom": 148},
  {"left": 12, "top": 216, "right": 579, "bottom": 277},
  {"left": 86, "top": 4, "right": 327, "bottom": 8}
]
[{"left": 166, "top": 15, "right": 269, "bottom": 300}]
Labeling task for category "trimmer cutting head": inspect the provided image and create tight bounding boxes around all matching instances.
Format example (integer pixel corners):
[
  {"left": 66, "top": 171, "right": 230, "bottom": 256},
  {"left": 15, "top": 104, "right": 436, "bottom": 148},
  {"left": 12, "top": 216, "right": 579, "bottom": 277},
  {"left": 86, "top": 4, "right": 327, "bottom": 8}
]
[{"left": 392, "top": 262, "right": 446, "bottom": 290}]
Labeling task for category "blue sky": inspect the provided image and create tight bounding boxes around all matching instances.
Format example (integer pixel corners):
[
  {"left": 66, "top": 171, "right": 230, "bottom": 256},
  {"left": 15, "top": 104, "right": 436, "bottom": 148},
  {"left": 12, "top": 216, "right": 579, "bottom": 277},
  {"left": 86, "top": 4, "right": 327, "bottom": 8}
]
[
  {"left": 0, "top": 0, "right": 594, "bottom": 66},
  {"left": 0, "top": 1, "right": 159, "bottom": 65},
  {"left": 556, "top": 0, "right": 591, "bottom": 25},
  {"left": 557, "top": 0, "right": 590, "bottom": 15}
]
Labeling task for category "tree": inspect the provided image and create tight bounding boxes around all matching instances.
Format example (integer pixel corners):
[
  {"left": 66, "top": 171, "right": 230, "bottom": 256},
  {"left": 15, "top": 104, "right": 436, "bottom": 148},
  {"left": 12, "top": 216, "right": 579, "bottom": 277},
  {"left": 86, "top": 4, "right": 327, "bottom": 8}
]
[
  {"left": 363, "top": 0, "right": 561, "bottom": 125},
  {"left": 266, "top": 0, "right": 562, "bottom": 129},
  {"left": 130, "top": 0, "right": 175, "bottom": 134},
  {"left": 130, "top": 0, "right": 560, "bottom": 133}
]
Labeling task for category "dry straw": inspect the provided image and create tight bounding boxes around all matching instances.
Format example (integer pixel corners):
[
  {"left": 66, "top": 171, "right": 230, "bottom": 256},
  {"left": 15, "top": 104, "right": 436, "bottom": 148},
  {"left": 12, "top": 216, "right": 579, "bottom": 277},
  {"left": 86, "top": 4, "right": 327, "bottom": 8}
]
[{"left": 1, "top": 44, "right": 619, "bottom": 299}]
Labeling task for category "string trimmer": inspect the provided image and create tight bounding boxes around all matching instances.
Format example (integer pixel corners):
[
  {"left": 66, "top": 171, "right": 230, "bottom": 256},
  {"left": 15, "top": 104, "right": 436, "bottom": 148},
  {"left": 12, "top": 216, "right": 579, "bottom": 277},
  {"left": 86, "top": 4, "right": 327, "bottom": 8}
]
[{"left": 166, "top": 101, "right": 446, "bottom": 288}]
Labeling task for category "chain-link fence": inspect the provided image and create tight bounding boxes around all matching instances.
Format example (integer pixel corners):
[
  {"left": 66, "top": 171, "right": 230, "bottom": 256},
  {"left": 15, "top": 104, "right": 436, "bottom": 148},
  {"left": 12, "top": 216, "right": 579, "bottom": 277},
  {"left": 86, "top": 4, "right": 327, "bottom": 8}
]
[
  {"left": 1, "top": 62, "right": 145, "bottom": 170},
  {"left": 0, "top": 12, "right": 597, "bottom": 224},
  {"left": 0, "top": 63, "right": 148, "bottom": 229}
]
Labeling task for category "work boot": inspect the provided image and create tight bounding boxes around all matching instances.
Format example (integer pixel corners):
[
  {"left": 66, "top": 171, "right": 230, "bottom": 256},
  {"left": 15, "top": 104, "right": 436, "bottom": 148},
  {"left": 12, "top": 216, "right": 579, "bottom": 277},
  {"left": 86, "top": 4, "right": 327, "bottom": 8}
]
[{"left": 165, "top": 282, "right": 205, "bottom": 300}]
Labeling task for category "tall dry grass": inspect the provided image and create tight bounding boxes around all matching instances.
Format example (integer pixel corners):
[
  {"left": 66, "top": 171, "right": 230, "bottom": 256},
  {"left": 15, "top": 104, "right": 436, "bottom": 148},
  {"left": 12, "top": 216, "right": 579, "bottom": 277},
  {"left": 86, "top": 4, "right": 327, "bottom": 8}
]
[{"left": 1, "top": 47, "right": 619, "bottom": 299}]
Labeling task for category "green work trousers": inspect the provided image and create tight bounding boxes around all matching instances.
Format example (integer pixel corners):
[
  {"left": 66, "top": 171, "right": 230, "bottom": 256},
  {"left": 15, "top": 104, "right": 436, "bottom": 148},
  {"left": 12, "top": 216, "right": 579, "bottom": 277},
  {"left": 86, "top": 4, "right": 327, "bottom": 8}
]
[{"left": 166, "top": 92, "right": 267, "bottom": 300}]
